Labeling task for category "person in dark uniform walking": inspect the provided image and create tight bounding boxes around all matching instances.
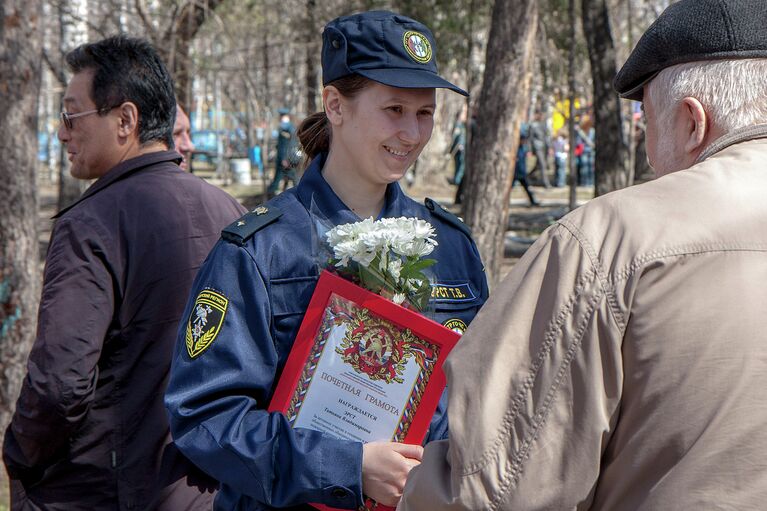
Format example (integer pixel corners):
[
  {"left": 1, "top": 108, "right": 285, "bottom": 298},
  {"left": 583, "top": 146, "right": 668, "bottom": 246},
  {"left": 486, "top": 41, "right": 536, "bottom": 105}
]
[
  {"left": 2, "top": 36, "right": 245, "bottom": 510},
  {"left": 528, "top": 110, "right": 552, "bottom": 188},
  {"left": 513, "top": 126, "right": 540, "bottom": 207},
  {"left": 165, "top": 10, "right": 488, "bottom": 511},
  {"left": 267, "top": 108, "right": 299, "bottom": 195}
]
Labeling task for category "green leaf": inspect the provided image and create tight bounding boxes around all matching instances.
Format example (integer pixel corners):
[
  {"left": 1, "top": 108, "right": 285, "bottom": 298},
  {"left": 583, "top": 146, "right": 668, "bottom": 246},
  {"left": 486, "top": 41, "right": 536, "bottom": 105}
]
[
  {"left": 408, "top": 281, "right": 432, "bottom": 312},
  {"left": 358, "top": 265, "right": 387, "bottom": 295},
  {"left": 400, "top": 258, "right": 436, "bottom": 281}
]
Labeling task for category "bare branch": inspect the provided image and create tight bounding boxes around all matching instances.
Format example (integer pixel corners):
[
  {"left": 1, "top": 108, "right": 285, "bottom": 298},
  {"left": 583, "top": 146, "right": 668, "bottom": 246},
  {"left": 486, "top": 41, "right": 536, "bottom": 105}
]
[
  {"left": 134, "top": 0, "right": 159, "bottom": 41},
  {"left": 43, "top": 49, "right": 66, "bottom": 86}
]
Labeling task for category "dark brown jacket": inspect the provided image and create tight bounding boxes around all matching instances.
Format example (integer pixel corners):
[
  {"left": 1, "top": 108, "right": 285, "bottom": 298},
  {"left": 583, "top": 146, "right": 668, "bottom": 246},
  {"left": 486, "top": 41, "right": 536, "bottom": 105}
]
[{"left": 3, "top": 151, "right": 246, "bottom": 510}]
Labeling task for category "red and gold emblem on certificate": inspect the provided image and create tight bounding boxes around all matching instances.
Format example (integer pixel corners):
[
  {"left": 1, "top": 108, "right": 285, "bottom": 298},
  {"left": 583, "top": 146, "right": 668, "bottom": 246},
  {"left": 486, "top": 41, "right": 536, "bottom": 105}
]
[{"left": 336, "top": 310, "right": 413, "bottom": 384}]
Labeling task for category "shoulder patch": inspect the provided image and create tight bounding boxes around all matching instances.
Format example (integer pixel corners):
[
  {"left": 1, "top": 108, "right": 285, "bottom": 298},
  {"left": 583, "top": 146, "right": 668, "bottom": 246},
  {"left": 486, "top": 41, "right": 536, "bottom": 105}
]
[
  {"left": 185, "top": 289, "right": 229, "bottom": 359},
  {"left": 222, "top": 205, "right": 282, "bottom": 246},
  {"left": 424, "top": 197, "right": 472, "bottom": 238}
]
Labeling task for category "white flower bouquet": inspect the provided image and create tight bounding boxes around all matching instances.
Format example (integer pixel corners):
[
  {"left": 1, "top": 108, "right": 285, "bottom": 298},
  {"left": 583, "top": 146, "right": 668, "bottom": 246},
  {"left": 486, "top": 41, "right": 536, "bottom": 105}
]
[{"left": 325, "top": 217, "right": 438, "bottom": 311}]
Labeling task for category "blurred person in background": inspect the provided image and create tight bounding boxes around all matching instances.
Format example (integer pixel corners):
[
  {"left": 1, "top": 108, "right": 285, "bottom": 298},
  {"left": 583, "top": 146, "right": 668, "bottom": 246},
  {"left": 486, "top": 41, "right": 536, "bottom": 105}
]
[{"left": 173, "top": 104, "right": 195, "bottom": 171}]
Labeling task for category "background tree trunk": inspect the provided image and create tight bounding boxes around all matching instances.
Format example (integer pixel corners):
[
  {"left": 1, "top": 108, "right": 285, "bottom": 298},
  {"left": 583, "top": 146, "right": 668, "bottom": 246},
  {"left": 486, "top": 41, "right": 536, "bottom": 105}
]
[
  {"left": 304, "top": 0, "right": 318, "bottom": 115},
  {"left": 581, "top": 0, "right": 629, "bottom": 196},
  {"left": 463, "top": 0, "right": 538, "bottom": 286},
  {"left": 0, "top": 0, "right": 43, "bottom": 497},
  {"left": 170, "top": 2, "right": 219, "bottom": 111},
  {"left": 141, "top": 0, "right": 226, "bottom": 111},
  {"left": 54, "top": 0, "right": 85, "bottom": 211}
]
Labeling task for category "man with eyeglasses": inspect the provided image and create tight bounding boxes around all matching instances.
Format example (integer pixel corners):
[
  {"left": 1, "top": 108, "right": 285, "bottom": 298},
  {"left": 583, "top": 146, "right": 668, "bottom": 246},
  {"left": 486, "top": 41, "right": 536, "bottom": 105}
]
[{"left": 2, "top": 35, "right": 245, "bottom": 510}]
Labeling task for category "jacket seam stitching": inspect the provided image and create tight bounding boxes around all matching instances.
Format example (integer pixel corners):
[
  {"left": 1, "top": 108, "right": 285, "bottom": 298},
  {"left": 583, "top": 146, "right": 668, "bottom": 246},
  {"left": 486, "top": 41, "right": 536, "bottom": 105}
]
[
  {"left": 460, "top": 233, "right": 597, "bottom": 475},
  {"left": 489, "top": 290, "right": 603, "bottom": 510},
  {"left": 558, "top": 219, "right": 626, "bottom": 333},
  {"left": 610, "top": 245, "right": 767, "bottom": 285}
]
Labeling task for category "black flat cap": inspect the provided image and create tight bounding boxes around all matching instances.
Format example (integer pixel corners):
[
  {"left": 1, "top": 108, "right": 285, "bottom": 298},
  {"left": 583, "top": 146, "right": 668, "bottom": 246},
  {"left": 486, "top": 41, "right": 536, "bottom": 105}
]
[{"left": 614, "top": 0, "right": 767, "bottom": 101}]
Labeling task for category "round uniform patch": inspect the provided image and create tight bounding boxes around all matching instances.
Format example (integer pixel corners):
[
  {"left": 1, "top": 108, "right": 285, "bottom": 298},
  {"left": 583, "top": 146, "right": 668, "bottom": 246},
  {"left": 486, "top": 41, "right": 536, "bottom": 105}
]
[
  {"left": 443, "top": 318, "right": 467, "bottom": 335},
  {"left": 403, "top": 31, "right": 432, "bottom": 64},
  {"left": 185, "top": 289, "right": 229, "bottom": 359}
]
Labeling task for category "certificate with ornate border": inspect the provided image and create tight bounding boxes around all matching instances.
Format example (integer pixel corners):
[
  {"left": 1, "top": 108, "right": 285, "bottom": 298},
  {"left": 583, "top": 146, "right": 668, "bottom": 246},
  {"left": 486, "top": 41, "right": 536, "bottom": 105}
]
[{"left": 268, "top": 270, "right": 460, "bottom": 511}]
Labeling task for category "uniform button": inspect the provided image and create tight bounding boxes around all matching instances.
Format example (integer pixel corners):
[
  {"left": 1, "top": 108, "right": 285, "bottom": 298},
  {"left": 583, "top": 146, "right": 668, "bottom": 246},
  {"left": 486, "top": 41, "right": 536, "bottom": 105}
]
[
  {"left": 332, "top": 39, "right": 341, "bottom": 49},
  {"left": 331, "top": 487, "right": 348, "bottom": 498}
]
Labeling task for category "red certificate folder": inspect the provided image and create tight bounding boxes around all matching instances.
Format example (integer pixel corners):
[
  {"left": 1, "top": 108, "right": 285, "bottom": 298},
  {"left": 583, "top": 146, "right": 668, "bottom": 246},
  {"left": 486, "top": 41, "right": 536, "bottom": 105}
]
[{"left": 269, "top": 270, "right": 461, "bottom": 511}]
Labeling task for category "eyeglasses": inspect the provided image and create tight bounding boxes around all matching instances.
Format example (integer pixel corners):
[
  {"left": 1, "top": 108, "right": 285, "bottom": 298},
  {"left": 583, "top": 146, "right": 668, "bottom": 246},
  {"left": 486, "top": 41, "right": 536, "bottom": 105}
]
[{"left": 60, "top": 105, "right": 121, "bottom": 130}]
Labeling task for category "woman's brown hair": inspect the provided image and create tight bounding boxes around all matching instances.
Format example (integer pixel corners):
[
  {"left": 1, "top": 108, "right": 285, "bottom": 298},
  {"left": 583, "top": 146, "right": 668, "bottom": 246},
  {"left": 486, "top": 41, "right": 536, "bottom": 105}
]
[{"left": 297, "top": 74, "right": 371, "bottom": 161}]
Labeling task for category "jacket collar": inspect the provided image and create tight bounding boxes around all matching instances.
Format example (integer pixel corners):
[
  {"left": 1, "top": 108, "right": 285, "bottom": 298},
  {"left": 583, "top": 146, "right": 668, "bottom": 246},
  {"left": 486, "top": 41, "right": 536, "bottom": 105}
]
[
  {"left": 295, "top": 153, "right": 409, "bottom": 226},
  {"left": 697, "top": 123, "right": 767, "bottom": 163},
  {"left": 54, "top": 150, "right": 182, "bottom": 219}
]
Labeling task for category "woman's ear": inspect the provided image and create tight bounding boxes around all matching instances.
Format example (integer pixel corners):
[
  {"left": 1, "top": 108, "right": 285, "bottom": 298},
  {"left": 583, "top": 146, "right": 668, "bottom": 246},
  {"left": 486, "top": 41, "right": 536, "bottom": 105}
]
[
  {"left": 323, "top": 86, "right": 343, "bottom": 126},
  {"left": 117, "top": 102, "right": 140, "bottom": 138}
]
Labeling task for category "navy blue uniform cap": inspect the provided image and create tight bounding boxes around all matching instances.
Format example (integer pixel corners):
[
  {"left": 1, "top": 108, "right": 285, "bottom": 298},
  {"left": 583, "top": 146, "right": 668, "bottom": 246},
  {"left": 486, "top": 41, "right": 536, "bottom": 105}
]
[
  {"left": 322, "top": 10, "right": 468, "bottom": 96},
  {"left": 614, "top": 0, "right": 767, "bottom": 101}
]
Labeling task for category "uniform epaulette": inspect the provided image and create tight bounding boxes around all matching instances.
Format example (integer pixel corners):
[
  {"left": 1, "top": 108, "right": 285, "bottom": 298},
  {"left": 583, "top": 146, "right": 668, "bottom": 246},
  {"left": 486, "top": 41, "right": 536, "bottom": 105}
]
[
  {"left": 221, "top": 205, "right": 282, "bottom": 246},
  {"left": 424, "top": 197, "right": 472, "bottom": 238}
]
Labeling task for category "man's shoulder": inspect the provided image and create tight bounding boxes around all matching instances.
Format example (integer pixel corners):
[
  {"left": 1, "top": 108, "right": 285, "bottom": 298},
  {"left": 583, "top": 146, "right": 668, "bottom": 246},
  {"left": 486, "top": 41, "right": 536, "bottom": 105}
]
[{"left": 558, "top": 162, "right": 767, "bottom": 274}]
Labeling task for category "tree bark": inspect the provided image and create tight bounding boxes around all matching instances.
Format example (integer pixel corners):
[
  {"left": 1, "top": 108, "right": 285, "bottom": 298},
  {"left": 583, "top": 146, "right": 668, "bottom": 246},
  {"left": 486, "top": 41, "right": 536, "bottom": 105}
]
[
  {"left": 170, "top": 4, "right": 200, "bottom": 111},
  {"left": 0, "top": 0, "right": 43, "bottom": 443},
  {"left": 134, "top": 0, "right": 224, "bottom": 112},
  {"left": 55, "top": 0, "right": 85, "bottom": 211},
  {"left": 463, "top": 0, "right": 537, "bottom": 286},
  {"left": 305, "top": 0, "right": 318, "bottom": 115},
  {"left": 581, "top": 0, "right": 629, "bottom": 196},
  {"left": 568, "top": 0, "right": 578, "bottom": 211}
]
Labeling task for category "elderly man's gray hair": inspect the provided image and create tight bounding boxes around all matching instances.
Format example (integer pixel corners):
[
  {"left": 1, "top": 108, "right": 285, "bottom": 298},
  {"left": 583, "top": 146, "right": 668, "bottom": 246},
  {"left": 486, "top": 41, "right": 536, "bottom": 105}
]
[{"left": 646, "top": 58, "right": 767, "bottom": 135}]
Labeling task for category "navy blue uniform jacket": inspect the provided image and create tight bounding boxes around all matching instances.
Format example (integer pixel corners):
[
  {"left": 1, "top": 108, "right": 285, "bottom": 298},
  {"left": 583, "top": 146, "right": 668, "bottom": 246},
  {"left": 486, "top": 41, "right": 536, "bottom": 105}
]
[
  {"left": 165, "top": 153, "right": 488, "bottom": 510},
  {"left": 3, "top": 151, "right": 246, "bottom": 510}
]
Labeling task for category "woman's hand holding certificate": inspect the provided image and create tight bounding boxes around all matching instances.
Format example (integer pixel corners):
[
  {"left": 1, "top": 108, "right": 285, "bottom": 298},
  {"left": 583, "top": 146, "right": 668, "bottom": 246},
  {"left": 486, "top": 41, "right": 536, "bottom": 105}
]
[{"left": 362, "top": 442, "right": 424, "bottom": 507}]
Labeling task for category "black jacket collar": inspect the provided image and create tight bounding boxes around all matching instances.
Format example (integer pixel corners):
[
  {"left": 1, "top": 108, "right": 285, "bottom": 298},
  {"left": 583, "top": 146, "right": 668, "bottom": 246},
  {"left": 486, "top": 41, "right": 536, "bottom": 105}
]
[{"left": 54, "top": 150, "right": 182, "bottom": 219}]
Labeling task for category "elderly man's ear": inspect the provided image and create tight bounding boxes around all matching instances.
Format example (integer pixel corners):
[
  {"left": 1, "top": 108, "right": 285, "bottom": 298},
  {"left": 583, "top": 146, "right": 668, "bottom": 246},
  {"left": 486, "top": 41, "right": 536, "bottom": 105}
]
[{"left": 680, "top": 97, "right": 713, "bottom": 156}]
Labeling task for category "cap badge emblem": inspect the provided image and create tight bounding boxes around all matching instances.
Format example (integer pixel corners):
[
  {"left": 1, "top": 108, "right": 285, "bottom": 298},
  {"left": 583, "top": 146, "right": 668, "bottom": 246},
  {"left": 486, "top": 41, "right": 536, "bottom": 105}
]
[
  {"left": 254, "top": 206, "right": 268, "bottom": 215},
  {"left": 403, "top": 31, "right": 432, "bottom": 64}
]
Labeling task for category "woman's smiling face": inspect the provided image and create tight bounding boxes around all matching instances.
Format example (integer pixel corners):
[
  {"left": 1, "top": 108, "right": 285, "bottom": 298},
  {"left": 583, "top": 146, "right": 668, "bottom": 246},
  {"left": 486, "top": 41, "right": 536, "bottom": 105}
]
[{"left": 331, "top": 81, "right": 436, "bottom": 187}]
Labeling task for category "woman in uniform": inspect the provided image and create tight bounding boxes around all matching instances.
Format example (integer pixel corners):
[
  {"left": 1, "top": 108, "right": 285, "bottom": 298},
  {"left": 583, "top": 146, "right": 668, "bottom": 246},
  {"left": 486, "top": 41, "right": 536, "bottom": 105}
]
[{"left": 165, "top": 10, "right": 488, "bottom": 510}]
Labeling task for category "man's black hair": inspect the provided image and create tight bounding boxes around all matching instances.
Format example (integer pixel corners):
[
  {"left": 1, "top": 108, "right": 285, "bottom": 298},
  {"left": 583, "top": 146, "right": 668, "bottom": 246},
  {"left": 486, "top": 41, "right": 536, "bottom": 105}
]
[{"left": 65, "top": 35, "right": 176, "bottom": 147}]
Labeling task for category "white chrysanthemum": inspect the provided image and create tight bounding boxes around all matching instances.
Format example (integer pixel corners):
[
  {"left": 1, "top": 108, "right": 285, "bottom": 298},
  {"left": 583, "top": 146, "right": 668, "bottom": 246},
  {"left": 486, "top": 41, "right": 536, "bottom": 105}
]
[
  {"left": 392, "top": 237, "right": 436, "bottom": 258},
  {"left": 326, "top": 218, "right": 377, "bottom": 246},
  {"left": 359, "top": 228, "right": 390, "bottom": 254},
  {"left": 412, "top": 218, "right": 436, "bottom": 239},
  {"left": 392, "top": 293, "right": 406, "bottom": 305},
  {"left": 332, "top": 239, "right": 364, "bottom": 267},
  {"left": 382, "top": 218, "right": 437, "bottom": 258},
  {"left": 326, "top": 217, "right": 436, "bottom": 309},
  {"left": 326, "top": 223, "right": 354, "bottom": 247},
  {"left": 387, "top": 258, "right": 402, "bottom": 280}
]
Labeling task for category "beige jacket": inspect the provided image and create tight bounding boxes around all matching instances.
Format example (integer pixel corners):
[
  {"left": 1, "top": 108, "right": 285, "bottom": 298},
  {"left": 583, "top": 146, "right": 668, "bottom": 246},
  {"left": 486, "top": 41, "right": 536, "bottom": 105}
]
[{"left": 400, "top": 128, "right": 767, "bottom": 511}]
